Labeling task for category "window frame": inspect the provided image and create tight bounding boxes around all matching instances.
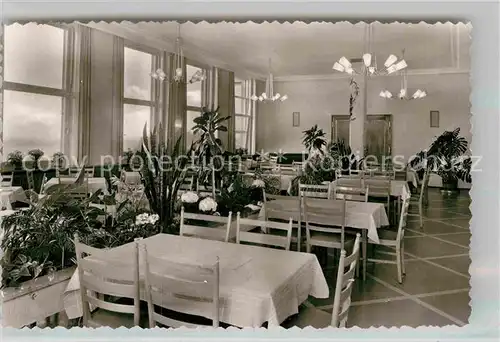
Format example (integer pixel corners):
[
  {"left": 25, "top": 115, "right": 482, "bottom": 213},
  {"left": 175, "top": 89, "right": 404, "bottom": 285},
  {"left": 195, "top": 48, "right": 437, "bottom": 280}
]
[
  {"left": 234, "top": 78, "right": 256, "bottom": 153},
  {"left": 121, "top": 42, "right": 161, "bottom": 154},
  {"left": 185, "top": 60, "right": 210, "bottom": 148},
  {"left": 2, "top": 23, "right": 74, "bottom": 159}
]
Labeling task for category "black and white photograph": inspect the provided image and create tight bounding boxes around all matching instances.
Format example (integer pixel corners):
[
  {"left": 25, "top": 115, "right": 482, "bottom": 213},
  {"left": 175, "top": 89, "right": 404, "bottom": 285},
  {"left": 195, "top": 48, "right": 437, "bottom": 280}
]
[{"left": 0, "top": 20, "right": 475, "bottom": 331}]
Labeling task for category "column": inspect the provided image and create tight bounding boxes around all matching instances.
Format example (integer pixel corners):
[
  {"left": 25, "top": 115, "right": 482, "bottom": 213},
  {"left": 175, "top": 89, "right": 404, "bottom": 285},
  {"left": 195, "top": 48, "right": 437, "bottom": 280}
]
[{"left": 349, "top": 74, "right": 367, "bottom": 161}]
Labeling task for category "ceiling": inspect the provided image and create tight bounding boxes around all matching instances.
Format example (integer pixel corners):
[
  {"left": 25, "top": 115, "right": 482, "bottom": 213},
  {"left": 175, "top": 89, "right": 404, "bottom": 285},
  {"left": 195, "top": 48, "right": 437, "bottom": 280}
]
[{"left": 90, "top": 21, "right": 471, "bottom": 79}]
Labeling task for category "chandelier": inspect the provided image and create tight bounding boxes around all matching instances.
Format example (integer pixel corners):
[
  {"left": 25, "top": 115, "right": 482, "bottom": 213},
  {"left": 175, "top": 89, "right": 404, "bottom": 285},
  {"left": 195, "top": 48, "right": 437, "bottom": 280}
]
[
  {"left": 251, "top": 58, "right": 288, "bottom": 102},
  {"left": 380, "top": 49, "right": 427, "bottom": 100},
  {"left": 332, "top": 23, "right": 408, "bottom": 76},
  {"left": 150, "top": 24, "right": 206, "bottom": 84}
]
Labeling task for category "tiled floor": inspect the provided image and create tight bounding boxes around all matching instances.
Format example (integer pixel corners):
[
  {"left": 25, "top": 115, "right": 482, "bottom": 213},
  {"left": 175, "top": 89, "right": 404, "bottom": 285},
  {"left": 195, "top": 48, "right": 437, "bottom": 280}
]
[{"left": 297, "top": 188, "right": 471, "bottom": 328}]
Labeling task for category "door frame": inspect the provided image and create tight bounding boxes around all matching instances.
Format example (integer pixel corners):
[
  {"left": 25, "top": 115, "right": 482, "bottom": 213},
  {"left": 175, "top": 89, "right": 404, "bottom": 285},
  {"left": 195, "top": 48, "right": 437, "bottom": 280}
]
[{"left": 364, "top": 114, "right": 393, "bottom": 158}]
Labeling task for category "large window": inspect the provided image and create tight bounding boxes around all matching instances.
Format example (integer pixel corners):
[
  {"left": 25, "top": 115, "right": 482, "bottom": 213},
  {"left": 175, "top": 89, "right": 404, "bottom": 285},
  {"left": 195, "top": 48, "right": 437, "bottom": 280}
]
[
  {"left": 186, "top": 64, "right": 206, "bottom": 148},
  {"left": 123, "top": 46, "right": 155, "bottom": 152},
  {"left": 3, "top": 24, "right": 70, "bottom": 159},
  {"left": 234, "top": 78, "right": 255, "bottom": 153}
]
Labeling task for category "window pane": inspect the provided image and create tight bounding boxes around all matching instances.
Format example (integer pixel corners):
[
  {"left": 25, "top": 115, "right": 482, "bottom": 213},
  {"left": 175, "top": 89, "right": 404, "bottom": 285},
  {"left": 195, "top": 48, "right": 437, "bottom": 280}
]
[
  {"left": 3, "top": 90, "right": 62, "bottom": 157},
  {"left": 186, "top": 110, "right": 202, "bottom": 148},
  {"left": 124, "top": 48, "right": 152, "bottom": 101},
  {"left": 235, "top": 97, "right": 248, "bottom": 115},
  {"left": 123, "top": 104, "right": 151, "bottom": 152},
  {"left": 235, "top": 132, "right": 247, "bottom": 149},
  {"left": 235, "top": 116, "right": 249, "bottom": 132},
  {"left": 4, "top": 24, "right": 64, "bottom": 89},
  {"left": 187, "top": 65, "right": 202, "bottom": 107},
  {"left": 235, "top": 82, "right": 242, "bottom": 97}
]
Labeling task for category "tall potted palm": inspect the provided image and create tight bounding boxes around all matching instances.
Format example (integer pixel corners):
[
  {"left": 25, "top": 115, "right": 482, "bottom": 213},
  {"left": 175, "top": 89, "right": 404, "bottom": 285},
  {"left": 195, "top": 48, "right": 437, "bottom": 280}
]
[
  {"left": 302, "top": 125, "right": 327, "bottom": 156},
  {"left": 409, "top": 128, "right": 472, "bottom": 193}
]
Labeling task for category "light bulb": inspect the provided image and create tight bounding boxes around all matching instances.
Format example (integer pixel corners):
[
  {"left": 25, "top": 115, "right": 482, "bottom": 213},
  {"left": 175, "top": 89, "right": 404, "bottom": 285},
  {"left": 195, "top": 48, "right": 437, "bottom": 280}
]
[
  {"left": 362, "top": 53, "right": 372, "bottom": 67},
  {"left": 412, "top": 90, "right": 422, "bottom": 98},
  {"left": 399, "top": 89, "right": 406, "bottom": 98},
  {"left": 394, "top": 60, "right": 408, "bottom": 72},
  {"left": 251, "top": 95, "right": 259, "bottom": 101},
  {"left": 175, "top": 68, "right": 183, "bottom": 77},
  {"left": 345, "top": 67, "right": 354, "bottom": 75},
  {"left": 332, "top": 62, "right": 345, "bottom": 72},
  {"left": 368, "top": 66, "right": 375, "bottom": 74},
  {"left": 339, "top": 57, "right": 352, "bottom": 69},
  {"left": 385, "top": 91, "right": 393, "bottom": 98},
  {"left": 275, "top": 93, "right": 281, "bottom": 98},
  {"left": 386, "top": 65, "right": 397, "bottom": 74},
  {"left": 420, "top": 91, "right": 427, "bottom": 98},
  {"left": 262, "top": 93, "right": 267, "bottom": 100},
  {"left": 280, "top": 95, "right": 288, "bottom": 101},
  {"left": 384, "top": 54, "right": 397, "bottom": 68},
  {"left": 258, "top": 96, "right": 264, "bottom": 101}
]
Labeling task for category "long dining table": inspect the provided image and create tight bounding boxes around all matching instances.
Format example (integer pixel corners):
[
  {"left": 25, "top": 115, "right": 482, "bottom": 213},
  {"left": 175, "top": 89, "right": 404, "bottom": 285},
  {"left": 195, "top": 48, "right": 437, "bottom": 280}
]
[
  {"left": 63, "top": 234, "right": 329, "bottom": 327},
  {"left": 260, "top": 195, "right": 390, "bottom": 281}
]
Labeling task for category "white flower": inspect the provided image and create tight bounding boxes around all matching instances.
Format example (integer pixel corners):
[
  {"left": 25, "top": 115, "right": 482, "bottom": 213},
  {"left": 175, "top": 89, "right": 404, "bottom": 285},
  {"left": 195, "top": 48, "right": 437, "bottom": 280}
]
[
  {"left": 252, "top": 179, "right": 265, "bottom": 188},
  {"left": 135, "top": 213, "right": 150, "bottom": 226},
  {"left": 181, "top": 191, "right": 199, "bottom": 203},
  {"left": 148, "top": 214, "right": 159, "bottom": 225},
  {"left": 199, "top": 197, "right": 217, "bottom": 213}
]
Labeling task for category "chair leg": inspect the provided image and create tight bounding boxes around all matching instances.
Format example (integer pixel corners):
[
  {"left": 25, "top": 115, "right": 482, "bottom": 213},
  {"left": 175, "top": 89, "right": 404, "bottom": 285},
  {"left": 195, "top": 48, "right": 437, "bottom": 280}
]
[
  {"left": 396, "top": 247, "right": 403, "bottom": 284},
  {"left": 401, "top": 241, "right": 406, "bottom": 275},
  {"left": 418, "top": 202, "right": 423, "bottom": 229}
]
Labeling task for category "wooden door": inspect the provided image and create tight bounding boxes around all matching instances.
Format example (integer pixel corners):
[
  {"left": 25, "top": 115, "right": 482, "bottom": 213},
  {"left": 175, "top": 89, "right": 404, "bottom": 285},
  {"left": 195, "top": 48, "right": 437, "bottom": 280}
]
[{"left": 364, "top": 115, "right": 392, "bottom": 167}]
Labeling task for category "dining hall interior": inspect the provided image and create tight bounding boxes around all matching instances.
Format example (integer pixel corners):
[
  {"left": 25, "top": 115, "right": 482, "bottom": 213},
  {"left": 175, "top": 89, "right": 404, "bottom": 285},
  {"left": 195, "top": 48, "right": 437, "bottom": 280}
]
[{"left": 0, "top": 21, "right": 472, "bottom": 329}]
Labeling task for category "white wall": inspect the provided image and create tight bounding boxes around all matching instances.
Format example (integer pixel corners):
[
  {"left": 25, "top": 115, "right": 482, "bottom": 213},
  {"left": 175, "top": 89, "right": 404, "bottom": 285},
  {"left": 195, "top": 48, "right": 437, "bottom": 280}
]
[
  {"left": 257, "top": 72, "right": 471, "bottom": 157},
  {"left": 256, "top": 72, "right": 471, "bottom": 188}
]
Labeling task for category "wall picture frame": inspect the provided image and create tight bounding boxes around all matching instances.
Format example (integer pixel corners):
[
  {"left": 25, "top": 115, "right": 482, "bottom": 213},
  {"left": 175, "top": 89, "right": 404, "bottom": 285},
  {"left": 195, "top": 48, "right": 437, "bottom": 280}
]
[
  {"left": 292, "top": 112, "right": 300, "bottom": 127},
  {"left": 430, "top": 110, "right": 440, "bottom": 128}
]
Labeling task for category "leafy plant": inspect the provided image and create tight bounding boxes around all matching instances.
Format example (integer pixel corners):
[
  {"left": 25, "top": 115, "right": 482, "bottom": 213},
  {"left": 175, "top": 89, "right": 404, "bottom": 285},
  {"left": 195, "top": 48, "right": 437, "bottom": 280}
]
[
  {"left": 28, "top": 149, "right": 44, "bottom": 165},
  {"left": 140, "top": 122, "right": 191, "bottom": 234},
  {"left": 409, "top": 128, "right": 472, "bottom": 187},
  {"left": 349, "top": 77, "right": 360, "bottom": 120},
  {"left": 7, "top": 150, "right": 24, "bottom": 169},
  {"left": 327, "top": 138, "right": 363, "bottom": 173},
  {"left": 302, "top": 125, "right": 327, "bottom": 154}
]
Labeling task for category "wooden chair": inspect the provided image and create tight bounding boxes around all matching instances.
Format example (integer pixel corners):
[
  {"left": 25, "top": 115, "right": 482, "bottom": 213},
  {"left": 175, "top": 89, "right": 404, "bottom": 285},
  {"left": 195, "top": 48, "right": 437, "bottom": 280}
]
[
  {"left": 1, "top": 173, "right": 13, "bottom": 187},
  {"left": 333, "top": 186, "right": 369, "bottom": 202},
  {"left": 408, "top": 169, "right": 430, "bottom": 228},
  {"left": 67, "top": 179, "right": 89, "bottom": 201},
  {"left": 367, "top": 195, "right": 410, "bottom": 283},
  {"left": 74, "top": 234, "right": 141, "bottom": 328},
  {"left": 366, "top": 178, "right": 392, "bottom": 212},
  {"left": 180, "top": 207, "right": 233, "bottom": 242},
  {"left": 298, "top": 183, "right": 332, "bottom": 199},
  {"left": 263, "top": 198, "right": 303, "bottom": 251},
  {"left": 236, "top": 213, "right": 293, "bottom": 250},
  {"left": 303, "top": 197, "right": 355, "bottom": 255},
  {"left": 141, "top": 245, "right": 220, "bottom": 328},
  {"left": 284, "top": 234, "right": 361, "bottom": 328}
]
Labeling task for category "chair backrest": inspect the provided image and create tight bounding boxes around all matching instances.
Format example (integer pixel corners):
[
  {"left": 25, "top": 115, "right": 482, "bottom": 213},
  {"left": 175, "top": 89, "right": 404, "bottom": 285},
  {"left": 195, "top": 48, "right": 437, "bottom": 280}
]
[
  {"left": 69, "top": 167, "right": 81, "bottom": 177},
  {"left": 366, "top": 179, "right": 391, "bottom": 203},
  {"left": 74, "top": 234, "right": 140, "bottom": 326},
  {"left": 1, "top": 173, "right": 13, "bottom": 187},
  {"left": 236, "top": 213, "right": 293, "bottom": 250},
  {"left": 179, "top": 174, "right": 195, "bottom": 191},
  {"left": 298, "top": 183, "right": 331, "bottom": 199},
  {"left": 303, "top": 197, "right": 348, "bottom": 248},
  {"left": 121, "top": 170, "right": 142, "bottom": 185},
  {"left": 141, "top": 245, "right": 220, "bottom": 328},
  {"left": 180, "top": 207, "right": 233, "bottom": 242},
  {"left": 349, "top": 169, "right": 365, "bottom": 178},
  {"left": 331, "top": 233, "right": 361, "bottom": 328},
  {"left": 333, "top": 185, "right": 369, "bottom": 202},
  {"left": 278, "top": 165, "right": 297, "bottom": 176},
  {"left": 67, "top": 180, "right": 89, "bottom": 201}
]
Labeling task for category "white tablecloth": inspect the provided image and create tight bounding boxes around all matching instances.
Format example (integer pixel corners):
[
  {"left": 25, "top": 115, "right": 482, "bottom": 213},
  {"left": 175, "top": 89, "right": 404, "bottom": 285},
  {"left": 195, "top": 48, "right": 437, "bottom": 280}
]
[
  {"left": 45, "top": 177, "right": 108, "bottom": 194},
  {"left": 63, "top": 234, "right": 328, "bottom": 327},
  {"left": 333, "top": 179, "right": 411, "bottom": 200},
  {"left": 260, "top": 196, "right": 389, "bottom": 243},
  {"left": 0, "top": 187, "right": 28, "bottom": 210}
]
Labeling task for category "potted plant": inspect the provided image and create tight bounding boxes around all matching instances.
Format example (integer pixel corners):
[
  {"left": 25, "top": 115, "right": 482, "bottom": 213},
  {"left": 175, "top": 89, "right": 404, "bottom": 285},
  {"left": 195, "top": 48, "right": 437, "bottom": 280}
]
[
  {"left": 6, "top": 150, "right": 24, "bottom": 170},
  {"left": 302, "top": 125, "right": 327, "bottom": 156},
  {"left": 409, "top": 128, "right": 472, "bottom": 194}
]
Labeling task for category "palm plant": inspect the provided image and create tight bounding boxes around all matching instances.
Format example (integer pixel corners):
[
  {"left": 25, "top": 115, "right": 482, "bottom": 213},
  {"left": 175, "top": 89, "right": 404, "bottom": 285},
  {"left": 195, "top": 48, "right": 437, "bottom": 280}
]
[
  {"left": 302, "top": 125, "right": 327, "bottom": 154},
  {"left": 409, "top": 128, "right": 472, "bottom": 191},
  {"left": 140, "top": 122, "right": 191, "bottom": 234},
  {"left": 327, "top": 138, "right": 363, "bottom": 174}
]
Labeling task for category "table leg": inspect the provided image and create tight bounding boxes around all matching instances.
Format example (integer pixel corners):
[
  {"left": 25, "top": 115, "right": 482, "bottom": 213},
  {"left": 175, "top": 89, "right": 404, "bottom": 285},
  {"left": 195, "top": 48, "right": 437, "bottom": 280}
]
[
  {"left": 362, "top": 230, "right": 367, "bottom": 282},
  {"left": 397, "top": 196, "right": 401, "bottom": 225}
]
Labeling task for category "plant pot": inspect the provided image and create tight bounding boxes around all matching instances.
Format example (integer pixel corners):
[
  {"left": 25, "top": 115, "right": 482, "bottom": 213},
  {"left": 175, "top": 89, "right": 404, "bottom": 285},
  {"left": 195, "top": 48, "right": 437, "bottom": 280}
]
[{"left": 2, "top": 266, "right": 75, "bottom": 328}]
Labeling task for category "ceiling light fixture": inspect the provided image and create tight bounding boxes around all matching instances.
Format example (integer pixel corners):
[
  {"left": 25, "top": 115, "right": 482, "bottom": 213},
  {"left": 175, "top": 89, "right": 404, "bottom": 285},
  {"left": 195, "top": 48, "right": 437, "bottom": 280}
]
[
  {"left": 150, "top": 23, "right": 206, "bottom": 84},
  {"left": 251, "top": 58, "right": 287, "bottom": 103},
  {"left": 332, "top": 23, "right": 408, "bottom": 76},
  {"left": 380, "top": 49, "right": 427, "bottom": 100}
]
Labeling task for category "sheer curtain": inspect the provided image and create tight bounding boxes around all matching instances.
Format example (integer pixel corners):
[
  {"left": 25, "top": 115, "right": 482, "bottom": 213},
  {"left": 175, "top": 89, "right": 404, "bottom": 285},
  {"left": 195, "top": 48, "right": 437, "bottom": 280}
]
[{"left": 217, "top": 69, "right": 235, "bottom": 152}]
